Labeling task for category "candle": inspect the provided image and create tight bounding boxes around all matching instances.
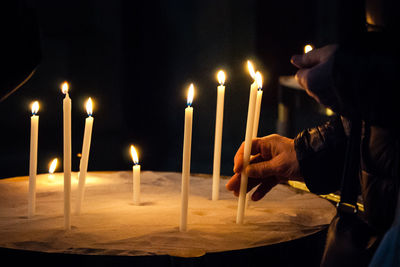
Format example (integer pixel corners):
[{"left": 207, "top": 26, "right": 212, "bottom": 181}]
[
  {"left": 62, "top": 81, "right": 72, "bottom": 230},
  {"left": 246, "top": 72, "right": 263, "bottom": 207},
  {"left": 76, "top": 98, "right": 94, "bottom": 215},
  {"left": 28, "top": 101, "right": 39, "bottom": 218},
  {"left": 48, "top": 158, "right": 58, "bottom": 182},
  {"left": 130, "top": 145, "right": 141, "bottom": 205},
  {"left": 252, "top": 72, "right": 263, "bottom": 139},
  {"left": 180, "top": 83, "right": 194, "bottom": 232},
  {"left": 212, "top": 70, "right": 226, "bottom": 201},
  {"left": 236, "top": 61, "right": 258, "bottom": 224}
]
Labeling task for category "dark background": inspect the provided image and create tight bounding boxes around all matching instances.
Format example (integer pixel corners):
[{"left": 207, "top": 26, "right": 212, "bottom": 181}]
[{"left": 0, "top": 0, "right": 365, "bottom": 178}]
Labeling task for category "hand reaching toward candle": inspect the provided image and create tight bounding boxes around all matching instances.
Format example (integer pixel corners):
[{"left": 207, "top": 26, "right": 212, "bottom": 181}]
[
  {"left": 290, "top": 44, "right": 338, "bottom": 108},
  {"left": 226, "top": 134, "right": 303, "bottom": 201}
]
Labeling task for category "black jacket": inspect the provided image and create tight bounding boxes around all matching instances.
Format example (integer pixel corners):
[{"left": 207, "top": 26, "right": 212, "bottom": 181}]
[{"left": 294, "top": 31, "right": 400, "bottom": 235}]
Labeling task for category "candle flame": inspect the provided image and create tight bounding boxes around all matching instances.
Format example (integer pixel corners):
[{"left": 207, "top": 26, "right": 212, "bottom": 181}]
[
  {"left": 61, "top": 81, "right": 69, "bottom": 94},
  {"left": 217, "top": 70, "right": 226, "bottom": 85},
  {"left": 31, "top": 101, "right": 39, "bottom": 115},
  {"left": 86, "top": 97, "right": 93, "bottom": 116},
  {"left": 304, "top": 44, "right": 313, "bottom": 54},
  {"left": 49, "top": 158, "right": 58, "bottom": 174},
  {"left": 187, "top": 83, "right": 194, "bottom": 106},
  {"left": 255, "top": 71, "right": 263, "bottom": 89},
  {"left": 130, "top": 145, "right": 139, "bottom": 165},
  {"left": 247, "top": 60, "right": 256, "bottom": 79}
]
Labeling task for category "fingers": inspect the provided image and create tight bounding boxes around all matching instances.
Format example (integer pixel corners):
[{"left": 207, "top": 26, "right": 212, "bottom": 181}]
[
  {"left": 226, "top": 173, "right": 264, "bottom": 197},
  {"left": 294, "top": 68, "right": 310, "bottom": 91},
  {"left": 233, "top": 139, "right": 262, "bottom": 173},
  {"left": 290, "top": 51, "right": 320, "bottom": 69},
  {"left": 245, "top": 155, "right": 283, "bottom": 178},
  {"left": 295, "top": 69, "right": 321, "bottom": 102},
  {"left": 251, "top": 177, "right": 279, "bottom": 201},
  {"left": 226, "top": 173, "right": 240, "bottom": 192}
]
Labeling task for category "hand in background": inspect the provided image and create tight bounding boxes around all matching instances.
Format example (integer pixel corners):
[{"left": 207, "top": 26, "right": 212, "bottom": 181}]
[{"left": 291, "top": 44, "right": 338, "bottom": 106}]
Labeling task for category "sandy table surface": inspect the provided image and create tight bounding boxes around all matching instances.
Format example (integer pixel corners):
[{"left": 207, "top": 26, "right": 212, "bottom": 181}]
[{"left": 0, "top": 171, "right": 335, "bottom": 257}]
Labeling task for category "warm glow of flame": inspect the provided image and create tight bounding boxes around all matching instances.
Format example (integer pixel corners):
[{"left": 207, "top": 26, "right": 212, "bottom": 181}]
[
  {"left": 86, "top": 97, "right": 93, "bottom": 116},
  {"left": 49, "top": 158, "right": 58, "bottom": 174},
  {"left": 130, "top": 145, "right": 139, "bottom": 165},
  {"left": 325, "top": 108, "right": 334, "bottom": 116},
  {"left": 31, "top": 101, "right": 39, "bottom": 115},
  {"left": 61, "top": 81, "right": 69, "bottom": 94},
  {"left": 255, "top": 71, "right": 263, "bottom": 89},
  {"left": 187, "top": 83, "right": 194, "bottom": 106},
  {"left": 217, "top": 70, "right": 226, "bottom": 85},
  {"left": 247, "top": 60, "right": 256, "bottom": 79},
  {"left": 304, "top": 44, "right": 313, "bottom": 54}
]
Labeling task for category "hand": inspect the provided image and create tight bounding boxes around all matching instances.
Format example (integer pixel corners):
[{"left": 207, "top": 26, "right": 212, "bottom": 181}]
[
  {"left": 226, "top": 134, "right": 302, "bottom": 201},
  {"left": 291, "top": 44, "right": 338, "bottom": 105}
]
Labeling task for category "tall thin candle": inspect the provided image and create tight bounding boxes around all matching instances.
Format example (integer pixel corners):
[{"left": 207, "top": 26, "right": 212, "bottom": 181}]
[
  {"left": 237, "top": 61, "right": 258, "bottom": 224},
  {"left": 130, "top": 145, "right": 141, "bottom": 205},
  {"left": 28, "top": 101, "right": 39, "bottom": 218},
  {"left": 76, "top": 98, "right": 94, "bottom": 215},
  {"left": 212, "top": 70, "right": 226, "bottom": 201},
  {"left": 180, "top": 84, "right": 194, "bottom": 232},
  {"left": 62, "top": 81, "right": 72, "bottom": 230},
  {"left": 252, "top": 72, "right": 263, "bottom": 139}
]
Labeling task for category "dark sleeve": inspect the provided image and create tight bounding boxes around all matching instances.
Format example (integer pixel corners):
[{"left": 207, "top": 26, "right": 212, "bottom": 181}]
[
  {"left": 331, "top": 32, "right": 400, "bottom": 129},
  {"left": 294, "top": 115, "right": 347, "bottom": 194}
]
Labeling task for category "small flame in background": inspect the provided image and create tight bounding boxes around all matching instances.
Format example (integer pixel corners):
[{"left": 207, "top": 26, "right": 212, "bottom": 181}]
[
  {"left": 61, "top": 81, "right": 69, "bottom": 94},
  {"left": 86, "top": 97, "right": 93, "bottom": 116},
  {"left": 49, "top": 158, "right": 58, "bottom": 174},
  {"left": 304, "top": 44, "right": 313, "bottom": 54},
  {"left": 187, "top": 84, "right": 194, "bottom": 106},
  {"left": 255, "top": 71, "right": 263, "bottom": 89},
  {"left": 130, "top": 145, "right": 139, "bottom": 165},
  {"left": 217, "top": 70, "right": 226, "bottom": 86},
  {"left": 31, "top": 101, "right": 39, "bottom": 115},
  {"left": 247, "top": 60, "right": 256, "bottom": 79}
]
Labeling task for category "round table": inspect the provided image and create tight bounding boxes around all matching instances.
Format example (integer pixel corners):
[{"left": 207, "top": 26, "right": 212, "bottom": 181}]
[{"left": 0, "top": 171, "right": 335, "bottom": 266}]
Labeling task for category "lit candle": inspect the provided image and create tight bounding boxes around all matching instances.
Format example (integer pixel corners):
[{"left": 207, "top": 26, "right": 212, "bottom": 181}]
[
  {"left": 76, "top": 98, "right": 94, "bottom": 215},
  {"left": 212, "top": 70, "right": 226, "bottom": 201},
  {"left": 28, "top": 101, "right": 39, "bottom": 218},
  {"left": 48, "top": 158, "right": 58, "bottom": 182},
  {"left": 252, "top": 72, "right": 263, "bottom": 138},
  {"left": 130, "top": 145, "right": 141, "bottom": 205},
  {"left": 236, "top": 61, "right": 258, "bottom": 224},
  {"left": 180, "top": 83, "right": 194, "bottom": 232},
  {"left": 62, "top": 81, "right": 72, "bottom": 230},
  {"left": 246, "top": 72, "right": 263, "bottom": 207}
]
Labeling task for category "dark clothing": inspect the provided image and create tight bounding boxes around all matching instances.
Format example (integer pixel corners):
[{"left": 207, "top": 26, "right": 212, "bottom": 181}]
[{"left": 294, "top": 32, "right": 400, "bottom": 239}]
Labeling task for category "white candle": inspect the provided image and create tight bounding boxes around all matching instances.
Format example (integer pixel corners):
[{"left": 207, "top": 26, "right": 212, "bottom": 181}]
[
  {"left": 28, "top": 101, "right": 39, "bottom": 218},
  {"left": 130, "top": 145, "right": 141, "bottom": 205},
  {"left": 246, "top": 72, "right": 263, "bottom": 206},
  {"left": 252, "top": 72, "right": 263, "bottom": 139},
  {"left": 48, "top": 158, "right": 58, "bottom": 182},
  {"left": 237, "top": 61, "right": 258, "bottom": 224},
  {"left": 76, "top": 98, "right": 94, "bottom": 215},
  {"left": 180, "top": 83, "right": 194, "bottom": 232},
  {"left": 212, "top": 70, "right": 226, "bottom": 201},
  {"left": 62, "top": 81, "right": 72, "bottom": 230}
]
